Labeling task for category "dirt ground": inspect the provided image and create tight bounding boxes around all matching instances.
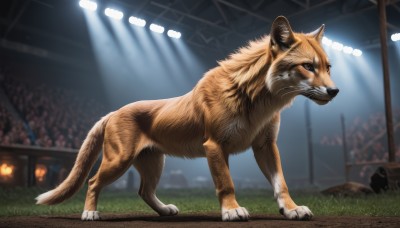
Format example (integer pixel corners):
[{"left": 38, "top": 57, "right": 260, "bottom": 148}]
[{"left": 1, "top": 213, "right": 399, "bottom": 228}]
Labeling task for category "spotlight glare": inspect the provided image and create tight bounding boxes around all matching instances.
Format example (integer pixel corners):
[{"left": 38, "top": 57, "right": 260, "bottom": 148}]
[
  {"left": 331, "top": 42, "right": 343, "bottom": 51},
  {"left": 323, "top": 36, "right": 361, "bottom": 57},
  {"left": 352, "top": 49, "right": 362, "bottom": 57},
  {"left": 79, "top": 0, "right": 97, "bottom": 11},
  {"left": 167, "top": 30, "right": 181, "bottom": 39},
  {"left": 129, "top": 16, "right": 146, "bottom": 27},
  {"left": 322, "top": 36, "right": 332, "bottom": 46},
  {"left": 104, "top": 8, "right": 123, "bottom": 20},
  {"left": 343, "top": 46, "right": 353, "bottom": 54},
  {"left": 149, "top": 23, "right": 165, "bottom": 34},
  {"left": 391, "top": 33, "right": 400, "bottom": 42}
]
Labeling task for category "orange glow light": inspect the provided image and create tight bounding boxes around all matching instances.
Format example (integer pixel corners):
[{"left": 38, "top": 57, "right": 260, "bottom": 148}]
[
  {"left": 35, "top": 165, "right": 47, "bottom": 182},
  {"left": 0, "top": 163, "right": 14, "bottom": 178}
]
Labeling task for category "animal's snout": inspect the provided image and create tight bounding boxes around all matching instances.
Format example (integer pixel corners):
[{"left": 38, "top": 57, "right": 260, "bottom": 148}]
[{"left": 327, "top": 87, "right": 339, "bottom": 98}]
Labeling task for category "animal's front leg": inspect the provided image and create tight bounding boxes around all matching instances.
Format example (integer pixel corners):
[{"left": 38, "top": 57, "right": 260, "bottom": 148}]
[
  {"left": 203, "top": 139, "right": 249, "bottom": 222},
  {"left": 252, "top": 141, "right": 313, "bottom": 220}
]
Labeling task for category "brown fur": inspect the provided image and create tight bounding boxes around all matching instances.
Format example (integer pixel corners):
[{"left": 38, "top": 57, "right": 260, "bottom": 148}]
[{"left": 36, "top": 16, "right": 337, "bottom": 222}]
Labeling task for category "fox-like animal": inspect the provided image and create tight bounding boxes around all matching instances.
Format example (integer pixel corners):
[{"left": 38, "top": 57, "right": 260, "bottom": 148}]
[{"left": 36, "top": 16, "right": 339, "bottom": 222}]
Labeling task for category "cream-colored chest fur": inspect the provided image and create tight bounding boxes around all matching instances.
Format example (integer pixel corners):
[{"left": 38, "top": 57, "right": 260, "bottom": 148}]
[{"left": 220, "top": 97, "right": 290, "bottom": 153}]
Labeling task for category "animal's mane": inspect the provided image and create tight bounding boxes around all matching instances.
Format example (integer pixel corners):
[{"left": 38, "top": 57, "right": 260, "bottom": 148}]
[{"left": 217, "top": 36, "right": 272, "bottom": 112}]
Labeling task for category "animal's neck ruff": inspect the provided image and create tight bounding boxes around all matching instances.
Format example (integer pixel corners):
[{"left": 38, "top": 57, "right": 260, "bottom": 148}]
[
  {"left": 220, "top": 37, "right": 271, "bottom": 103},
  {"left": 214, "top": 36, "right": 299, "bottom": 117}
]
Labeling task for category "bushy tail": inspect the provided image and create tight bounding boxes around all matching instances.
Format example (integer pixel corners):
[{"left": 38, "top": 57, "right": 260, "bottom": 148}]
[{"left": 35, "top": 112, "right": 113, "bottom": 205}]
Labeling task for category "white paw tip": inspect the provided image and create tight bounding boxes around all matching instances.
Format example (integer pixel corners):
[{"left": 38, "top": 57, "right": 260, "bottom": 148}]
[
  {"left": 283, "top": 206, "right": 313, "bottom": 220},
  {"left": 222, "top": 207, "right": 250, "bottom": 222},
  {"left": 158, "top": 204, "right": 179, "bottom": 216},
  {"left": 81, "top": 210, "right": 101, "bottom": 221}
]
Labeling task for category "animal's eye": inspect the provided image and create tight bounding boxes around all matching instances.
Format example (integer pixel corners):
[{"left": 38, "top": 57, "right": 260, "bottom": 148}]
[
  {"left": 327, "top": 64, "right": 331, "bottom": 73},
  {"left": 302, "top": 63, "right": 315, "bottom": 72}
]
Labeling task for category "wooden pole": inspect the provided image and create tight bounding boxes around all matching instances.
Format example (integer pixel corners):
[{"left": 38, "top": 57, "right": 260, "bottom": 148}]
[
  {"left": 27, "top": 155, "right": 36, "bottom": 187},
  {"left": 378, "top": 0, "right": 396, "bottom": 162},
  {"left": 305, "top": 100, "right": 314, "bottom": 185}
]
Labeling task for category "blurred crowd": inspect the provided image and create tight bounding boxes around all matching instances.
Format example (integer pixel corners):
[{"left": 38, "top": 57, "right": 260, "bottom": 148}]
[
  {"left": 0, "top": 69, "right": 106, "bottom": 149},
  {"left": 320, "top": 110, "right": 400, "bottom": 164},
  {"left": 0, "top": 104, "right": 31, "bottom": 146}
]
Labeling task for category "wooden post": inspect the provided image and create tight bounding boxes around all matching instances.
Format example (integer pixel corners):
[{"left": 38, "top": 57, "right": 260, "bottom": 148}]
[
  {"left": 27, "top": 155, "right": 36, "bottom": 187},
  {"left": 378, "top": 0, "right": 396, "bottom": 162},
  {"left": 305, "top": 100, "right": 314, "bottom": 185},
  {"left": 340, "top": 114, "right": 349, "bottom": 182}
]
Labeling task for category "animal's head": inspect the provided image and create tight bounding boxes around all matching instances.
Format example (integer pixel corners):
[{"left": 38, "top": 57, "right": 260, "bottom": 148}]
[{"left": 266, "top": 16, "right": 339, "bottom": 105}]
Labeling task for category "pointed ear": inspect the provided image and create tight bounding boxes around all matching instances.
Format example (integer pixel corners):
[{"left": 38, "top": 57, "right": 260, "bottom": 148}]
[
  {"left": 309, "top": 24, "right": 325, "bottom": 43},
  {"left": 270, "top": 16, "right": 296, "bottom": 51}
]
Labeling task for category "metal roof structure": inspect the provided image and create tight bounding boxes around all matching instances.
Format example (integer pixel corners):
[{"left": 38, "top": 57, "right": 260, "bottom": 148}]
[{"left": 0, "top": 0, "right": 399, "bottom": 69}]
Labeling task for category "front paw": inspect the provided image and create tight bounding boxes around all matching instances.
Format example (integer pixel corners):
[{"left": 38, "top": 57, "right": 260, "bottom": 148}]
[
  {"left": 222, "top": 207, "right": 250, "bottom": 221},
  {"left": 280, "top": 206, "right": 313, "bottom": 220},
  {"left": 81, "top": 210, "right": 100, "bottom": 221}
]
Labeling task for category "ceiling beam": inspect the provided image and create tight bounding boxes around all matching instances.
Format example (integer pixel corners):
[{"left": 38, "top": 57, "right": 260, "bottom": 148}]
[
  {"left": 175, "top": 0, "right": 209, "bottom": 25},
  {"left": 0, "top": 39, "right": 92, "bottom": 71},
  {"left": 133, "top": 0, "right": 151, "bottom": 15},
  {"left": 287, "top": 0, "right": 337, "bottom": 18},
  {"left": 0, "top": 18, "right": 87, "bottom": 50},
  {"left": 150, "top": 1, "right": 231, "bottom": 32},
  {"left": 291, "top": 0, "right": 309, "bottom": 9},
  {"left": 216, "top": 0, "right": 272, "bottom": 23},
  {"left": 3, "top": 0, "right": 31, "bottom": 39},
  {"left": 212, "top": 0, "right": 230, "bottom": 26},
  {"left": 323, "top": 2, "right": 400, "bottom": 31}
]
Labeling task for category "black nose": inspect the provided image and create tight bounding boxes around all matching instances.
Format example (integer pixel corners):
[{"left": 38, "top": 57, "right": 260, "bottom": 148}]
[{"left": 327, "top": 88, "right": 339, "bottom": 97}]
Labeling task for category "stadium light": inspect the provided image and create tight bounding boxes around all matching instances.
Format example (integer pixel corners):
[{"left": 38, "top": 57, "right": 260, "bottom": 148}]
[
  {"left": 322, "top": 36, "right": 362, "bottom": 57},
  {"left": 129, "top": 16, "right": 146, "bottom": 27},
  {"left": 391, "top": 33, "right": 400, "bottom": 42},
  {"left": 331, "top": 42, "right": 343, "bottom": 51},
  {"left": 167, "top": 30, "right": 181, "bottom": 39},
  {"left": 149, "top": 24, "right": 165, "bottom": 34},
  {"left": 352, "top": 49, "right": 362, "bottom": 57},
  {"left": 343, "top": 46, "right": 353, "bottom": 54},
  {"left": 105, "top": 8, "right": 123, "bottom": 20},
  {"left": 322, "top": 37, "right": 332, "bottom": 46},
  {"left": 79, "top": 0, "right": 97, "bottom": 11}
]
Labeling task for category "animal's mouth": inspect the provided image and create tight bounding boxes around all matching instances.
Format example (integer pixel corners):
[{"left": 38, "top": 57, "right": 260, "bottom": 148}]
[{"left": 301, "top": 93, "right": 331, "bottom": 104}]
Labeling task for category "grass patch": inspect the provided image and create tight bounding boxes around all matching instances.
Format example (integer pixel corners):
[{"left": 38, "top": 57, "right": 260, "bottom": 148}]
[{"left": 1, "top": 187, "right": 399, "bottom": 217}]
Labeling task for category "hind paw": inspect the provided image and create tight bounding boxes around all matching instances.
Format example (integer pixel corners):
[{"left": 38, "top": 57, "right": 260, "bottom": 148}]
[
  {"left": 158, "top": 204, "right": 179, "bottom": 216},
  {"left": 81, "top": 210, "right": 100, "bottom": 221}
]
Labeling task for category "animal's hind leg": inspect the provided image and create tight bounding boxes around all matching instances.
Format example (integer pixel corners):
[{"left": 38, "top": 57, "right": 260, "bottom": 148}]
[
  {"left": 133, "top": 149, "right": 179, "bottom": 216},
  {"left": 82, "top": 144, "right": 134, "bottom": 220}
]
